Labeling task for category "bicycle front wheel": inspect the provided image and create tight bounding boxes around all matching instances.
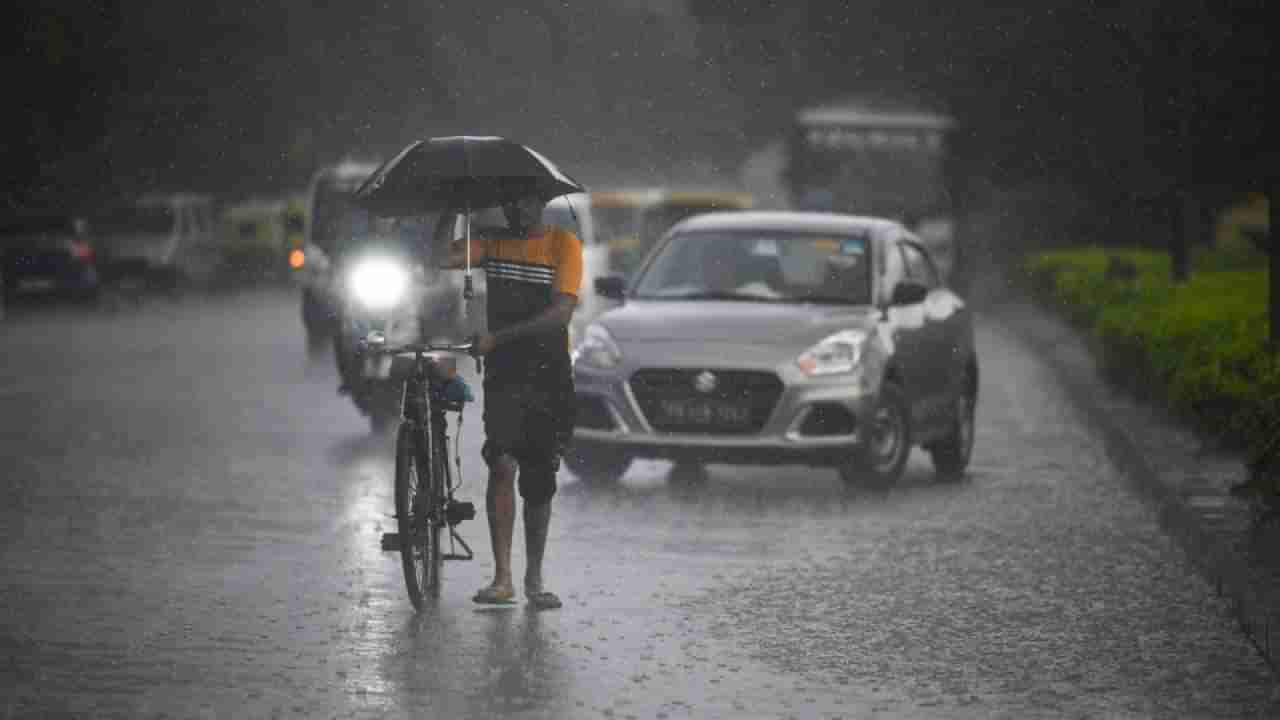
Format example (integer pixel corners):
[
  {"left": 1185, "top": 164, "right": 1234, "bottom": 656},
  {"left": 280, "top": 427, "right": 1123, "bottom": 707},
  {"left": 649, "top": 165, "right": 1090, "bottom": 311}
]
[{"left": 395, "top": 422, "right": 442, "bottom": 609}]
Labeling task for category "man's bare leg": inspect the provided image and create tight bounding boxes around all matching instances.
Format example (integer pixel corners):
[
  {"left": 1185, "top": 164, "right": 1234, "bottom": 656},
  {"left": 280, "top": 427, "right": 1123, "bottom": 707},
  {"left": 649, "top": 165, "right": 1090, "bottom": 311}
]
[
  {"left": 523, "top": 501, "right": 550, "bottom": 592},
  {"left": 475, "top": 455, "right": 517, "bottom": 602},
  {"left": 524, "top": 500, "right": 562, "bottom": 609}
]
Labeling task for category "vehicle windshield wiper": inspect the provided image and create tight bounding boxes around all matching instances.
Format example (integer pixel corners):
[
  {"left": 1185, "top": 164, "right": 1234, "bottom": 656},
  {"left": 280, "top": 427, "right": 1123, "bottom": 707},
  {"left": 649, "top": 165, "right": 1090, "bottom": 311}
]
[
  {"left": 788, "top": 295, "right": 866, "bottom": 306},
  {"left": 637, "top": 291, "right": 783, "bottom": 302}
]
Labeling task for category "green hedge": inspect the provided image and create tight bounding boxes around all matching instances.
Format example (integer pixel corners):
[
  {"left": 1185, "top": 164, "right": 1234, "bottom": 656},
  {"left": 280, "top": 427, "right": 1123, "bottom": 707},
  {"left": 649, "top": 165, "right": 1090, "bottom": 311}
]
[{"left": 1019, "top": 246, "right": 1278, "bottom": 499}]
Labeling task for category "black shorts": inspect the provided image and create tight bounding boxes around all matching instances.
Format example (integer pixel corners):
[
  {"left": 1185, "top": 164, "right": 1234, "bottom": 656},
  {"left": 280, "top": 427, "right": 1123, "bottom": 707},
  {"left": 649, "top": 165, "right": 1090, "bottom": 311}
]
[{"left": 481, "top": 380, "right": 575, "bottom": 504}]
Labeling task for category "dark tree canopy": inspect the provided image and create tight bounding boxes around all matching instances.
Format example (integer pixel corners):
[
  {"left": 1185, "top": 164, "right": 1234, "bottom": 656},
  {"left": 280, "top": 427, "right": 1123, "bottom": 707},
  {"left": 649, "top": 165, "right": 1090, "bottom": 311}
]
[{"left": 3, "top": 0, "right": 1267, "bottom": 213}]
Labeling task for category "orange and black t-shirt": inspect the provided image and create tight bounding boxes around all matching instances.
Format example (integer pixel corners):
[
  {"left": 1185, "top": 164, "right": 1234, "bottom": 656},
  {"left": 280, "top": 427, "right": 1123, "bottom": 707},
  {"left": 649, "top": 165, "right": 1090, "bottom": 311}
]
[{"left": 461, "top": 224, "right": 582, "bottom": 387}]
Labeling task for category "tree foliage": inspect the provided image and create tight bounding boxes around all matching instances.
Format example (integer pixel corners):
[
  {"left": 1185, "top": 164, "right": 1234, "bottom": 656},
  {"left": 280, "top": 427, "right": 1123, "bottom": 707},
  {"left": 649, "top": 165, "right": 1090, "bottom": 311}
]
[{"left": 3, "top": 0, "right": 1267, "bottom": 210}]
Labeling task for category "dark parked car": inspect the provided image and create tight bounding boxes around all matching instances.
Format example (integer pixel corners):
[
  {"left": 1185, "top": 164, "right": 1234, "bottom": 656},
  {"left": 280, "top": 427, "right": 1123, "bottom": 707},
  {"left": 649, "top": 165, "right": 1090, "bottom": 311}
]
[
  {"left": 569, "top": 211, "right": 978, "bottom": 489},
  {"left": 1, "top": 213, "right": 99, "bottom": 305}
]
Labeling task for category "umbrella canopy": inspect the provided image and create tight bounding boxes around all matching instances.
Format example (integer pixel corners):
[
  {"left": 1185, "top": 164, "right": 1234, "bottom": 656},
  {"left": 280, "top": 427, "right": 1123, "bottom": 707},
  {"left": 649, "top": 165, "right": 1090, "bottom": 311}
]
[{"left": 354, "top": 136, "right": 586, "bottom": 217}]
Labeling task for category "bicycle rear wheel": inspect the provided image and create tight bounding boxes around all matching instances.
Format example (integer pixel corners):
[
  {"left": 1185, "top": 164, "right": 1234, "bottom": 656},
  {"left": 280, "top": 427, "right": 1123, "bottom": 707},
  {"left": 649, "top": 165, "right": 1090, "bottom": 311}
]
[{"left": 395, "top": 422, "right": 442, "bottom": 609}]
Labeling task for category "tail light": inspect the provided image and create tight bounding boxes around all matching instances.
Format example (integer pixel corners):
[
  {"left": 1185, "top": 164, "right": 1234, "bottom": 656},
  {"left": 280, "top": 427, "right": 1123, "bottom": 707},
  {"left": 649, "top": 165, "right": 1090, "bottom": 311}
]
[
  {"left": 70, "top": 240, "right": 94, "bottom": 263},
  {"left": 288, "top": 248, "right": 305, "bottom": 269}
]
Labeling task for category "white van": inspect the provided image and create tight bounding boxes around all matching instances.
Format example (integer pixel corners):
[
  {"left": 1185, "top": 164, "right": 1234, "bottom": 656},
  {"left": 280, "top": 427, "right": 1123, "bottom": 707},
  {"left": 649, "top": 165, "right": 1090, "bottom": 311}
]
[{"left": 91, "top": 193, "right": 220, "bottom": 293}]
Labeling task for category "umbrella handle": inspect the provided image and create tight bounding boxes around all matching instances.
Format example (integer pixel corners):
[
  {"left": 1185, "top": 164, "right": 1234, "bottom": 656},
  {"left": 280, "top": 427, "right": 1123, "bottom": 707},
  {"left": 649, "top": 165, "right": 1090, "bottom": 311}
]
[
  {"left": 461, "top": 139, "right": 475, "bottom": 323},
  {"left": 463, "top": 198, "right": 473, "bottom": 301}
]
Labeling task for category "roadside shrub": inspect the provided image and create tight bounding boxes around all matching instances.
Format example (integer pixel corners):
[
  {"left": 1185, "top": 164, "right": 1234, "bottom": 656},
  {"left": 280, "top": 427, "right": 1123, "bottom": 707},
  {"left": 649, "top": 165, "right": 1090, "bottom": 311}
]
[{"left": 1018, "top": 246, "right": 1277, "bottom": 499}]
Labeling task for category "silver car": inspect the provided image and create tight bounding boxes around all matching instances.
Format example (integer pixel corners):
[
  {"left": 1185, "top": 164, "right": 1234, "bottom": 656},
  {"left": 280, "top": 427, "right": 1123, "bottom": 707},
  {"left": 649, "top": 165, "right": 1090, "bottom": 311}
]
[{"left": 568, "top": 211, "right": 978, "bottom": 489}]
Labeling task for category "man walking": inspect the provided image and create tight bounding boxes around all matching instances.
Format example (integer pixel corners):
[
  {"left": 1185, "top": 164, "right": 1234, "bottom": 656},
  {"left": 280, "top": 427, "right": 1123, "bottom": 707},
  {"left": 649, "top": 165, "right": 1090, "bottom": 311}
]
[{"left": 439, "top": 193, "right": 581, "bottom": 609}]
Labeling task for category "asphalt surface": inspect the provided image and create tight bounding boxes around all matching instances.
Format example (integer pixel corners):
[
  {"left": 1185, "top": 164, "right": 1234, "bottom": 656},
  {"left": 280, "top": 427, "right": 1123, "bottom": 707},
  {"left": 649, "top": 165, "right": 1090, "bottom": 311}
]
[{"left": 1, "top": 289, "right": 1277, "bottom": 719}]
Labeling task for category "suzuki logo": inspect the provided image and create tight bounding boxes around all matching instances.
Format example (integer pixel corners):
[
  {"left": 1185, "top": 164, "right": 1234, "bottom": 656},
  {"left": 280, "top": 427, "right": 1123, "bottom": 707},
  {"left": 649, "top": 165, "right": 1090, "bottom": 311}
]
[{"left": 693, "top": 370, "right": 718, "bottom": 393}]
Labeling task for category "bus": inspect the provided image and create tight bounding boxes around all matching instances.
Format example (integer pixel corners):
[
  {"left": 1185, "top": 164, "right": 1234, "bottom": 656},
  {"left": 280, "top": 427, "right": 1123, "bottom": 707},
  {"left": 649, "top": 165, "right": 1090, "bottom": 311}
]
[{"left": 783, "top": 97, "right": 967, "bottom": 288}]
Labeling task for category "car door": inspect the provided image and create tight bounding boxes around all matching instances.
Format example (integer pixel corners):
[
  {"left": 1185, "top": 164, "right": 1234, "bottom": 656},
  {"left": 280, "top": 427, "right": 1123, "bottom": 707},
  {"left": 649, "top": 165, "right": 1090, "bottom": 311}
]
[
  {"left": 900, "top": 238, "right": 963, "bottom": 419},
  {"left": 878, "top": 234, "right": 932, "bottom": 420},
  {"left": 920, "top": 239, "right": 973, "bottom": 396}
]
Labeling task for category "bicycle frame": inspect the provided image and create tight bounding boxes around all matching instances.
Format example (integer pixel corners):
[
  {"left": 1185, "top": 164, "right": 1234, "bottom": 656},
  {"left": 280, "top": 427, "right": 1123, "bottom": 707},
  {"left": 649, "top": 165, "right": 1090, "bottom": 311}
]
[
  {"left": 399, "top": 348, "right": 476, "bottom": 562},
  {"left": 371, "top": 335, "right": 479, "bottom": 589}
]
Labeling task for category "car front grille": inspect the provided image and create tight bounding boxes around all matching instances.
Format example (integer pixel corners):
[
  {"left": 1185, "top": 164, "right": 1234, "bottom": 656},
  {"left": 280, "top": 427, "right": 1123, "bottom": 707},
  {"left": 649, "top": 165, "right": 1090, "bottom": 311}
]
[{"left": 629, "top": 368, "right": 783, "bottom": 435}]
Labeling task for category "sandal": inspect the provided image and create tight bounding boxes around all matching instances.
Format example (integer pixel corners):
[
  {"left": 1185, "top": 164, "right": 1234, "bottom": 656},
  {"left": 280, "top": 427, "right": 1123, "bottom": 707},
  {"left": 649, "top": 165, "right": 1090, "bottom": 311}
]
[
  {"left": 527, "top": 590, "right": 562, "bottom": 610},
  {"left": 472, "top": 585, "right": 516, "bottom": 604}
]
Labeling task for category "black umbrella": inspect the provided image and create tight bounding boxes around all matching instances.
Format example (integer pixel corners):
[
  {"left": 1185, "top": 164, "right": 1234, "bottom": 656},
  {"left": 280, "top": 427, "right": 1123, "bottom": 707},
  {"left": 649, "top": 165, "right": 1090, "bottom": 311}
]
[
  {"left": 354, "top": 136, "right": 585, "bottom": 217},
  {"left": 354, "top": 135, "right": 586, "bottom": 311}
]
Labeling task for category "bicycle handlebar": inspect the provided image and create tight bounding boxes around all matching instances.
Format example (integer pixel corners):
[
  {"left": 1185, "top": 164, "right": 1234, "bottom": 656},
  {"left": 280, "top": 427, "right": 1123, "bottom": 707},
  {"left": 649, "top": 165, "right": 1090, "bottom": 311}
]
[
  {"left": 368, "top": 339, "right": 476, "bottom": 356},
  {"left": 360, "top": 333, "right": 482, "bottom": 372}
]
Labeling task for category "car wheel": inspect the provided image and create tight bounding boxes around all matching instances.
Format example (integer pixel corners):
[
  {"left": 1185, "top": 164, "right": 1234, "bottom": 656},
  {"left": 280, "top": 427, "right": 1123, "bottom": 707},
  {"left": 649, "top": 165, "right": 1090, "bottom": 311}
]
[
  {"left": 302, "top": 289, "right": 331, "bottom": 335},
  {"left": 564, "top": 443, "right": 630, "bottom": 484},
  {"left": 839, "top": 382, "right": 911, "bottom": 491},
  {"left": 929, "top": 385, "right": 976, "bottom": 482}
]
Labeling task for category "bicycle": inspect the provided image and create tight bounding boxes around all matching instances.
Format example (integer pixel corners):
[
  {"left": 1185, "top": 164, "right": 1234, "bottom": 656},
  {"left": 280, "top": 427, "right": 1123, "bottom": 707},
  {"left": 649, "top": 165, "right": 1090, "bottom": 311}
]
[{"left": 363, "top": 332, "right": 480, "bottom": 610}]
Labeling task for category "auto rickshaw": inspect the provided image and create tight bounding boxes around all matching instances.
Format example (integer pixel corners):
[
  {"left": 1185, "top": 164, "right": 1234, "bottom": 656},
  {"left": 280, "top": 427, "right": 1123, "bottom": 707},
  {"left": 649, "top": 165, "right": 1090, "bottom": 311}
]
[
  {"left": 589, "top": 188, "right": 663, "bottom": 278},
  {"left": 221, "top": 198, "right": 293, "bottom": 284},
  {"left": 283, "top": 195, "right": 307, "bottom": 275},
  {"left": 595, "top": 189, "right": 754, "bottom": 280}
]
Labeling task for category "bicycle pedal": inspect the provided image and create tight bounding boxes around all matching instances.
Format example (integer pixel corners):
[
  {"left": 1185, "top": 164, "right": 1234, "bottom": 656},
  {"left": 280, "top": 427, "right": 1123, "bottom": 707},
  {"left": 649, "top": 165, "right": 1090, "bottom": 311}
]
[
  {"left": 442, "top": 553, "right": 471, "bottom": 561},
  {"left": 380, "top": 532, "right": 401, "bottom": 551}
]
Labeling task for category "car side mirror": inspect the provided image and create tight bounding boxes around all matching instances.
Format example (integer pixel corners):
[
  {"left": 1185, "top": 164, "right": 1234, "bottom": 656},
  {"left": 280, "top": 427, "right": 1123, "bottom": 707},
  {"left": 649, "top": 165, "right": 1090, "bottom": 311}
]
[
  {"left": 890, "top": 280, "right": 929, "bottom": 306},
  {"left": 594, "top": 275, "right": 626, "bottom": 301}
]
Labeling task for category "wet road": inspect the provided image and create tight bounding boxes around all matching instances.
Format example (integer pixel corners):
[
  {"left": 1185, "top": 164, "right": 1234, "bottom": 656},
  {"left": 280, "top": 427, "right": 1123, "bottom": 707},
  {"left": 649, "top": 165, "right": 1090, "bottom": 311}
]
[{"left": 2, "top": 290, "right": 1277, "bottom": 719}]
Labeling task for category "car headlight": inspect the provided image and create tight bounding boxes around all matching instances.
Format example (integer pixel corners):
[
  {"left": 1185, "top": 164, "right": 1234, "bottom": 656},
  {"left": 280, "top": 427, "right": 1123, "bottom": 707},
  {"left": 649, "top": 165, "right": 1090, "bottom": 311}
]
[
  {"left": 349, "top": 258, "right": 409, "bottom": 310},
  {"left": 573, "top": 323, "right": 622, "bottom": 369},
  {"left": 797, "top": 329, "right": 869, "bottom": 376}
]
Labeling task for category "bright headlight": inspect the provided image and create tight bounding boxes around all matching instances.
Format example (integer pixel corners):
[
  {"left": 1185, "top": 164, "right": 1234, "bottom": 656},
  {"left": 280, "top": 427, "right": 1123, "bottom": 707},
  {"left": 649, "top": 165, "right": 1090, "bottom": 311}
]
[
  {"left": 573, "top": 323, "right": 622, "bottom": 369},
  {"left": 797, "top": 329, "right": 869, "bottom": 376},
  {"left": 349, "top": 258, "right": 409, "bottom": 310}
]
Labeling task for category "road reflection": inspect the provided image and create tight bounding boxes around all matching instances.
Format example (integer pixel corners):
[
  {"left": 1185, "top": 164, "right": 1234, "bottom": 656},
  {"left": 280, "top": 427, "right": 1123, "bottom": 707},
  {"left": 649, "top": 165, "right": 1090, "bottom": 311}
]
[
  {"left": 368, "top": 605, "right": 572, "bottom": 719},
  {"left": 330, "top": 423, "right": 572, "bottom": 719},
  {"left": 560, "top": 455, "right": 962, "bottom": 518}
]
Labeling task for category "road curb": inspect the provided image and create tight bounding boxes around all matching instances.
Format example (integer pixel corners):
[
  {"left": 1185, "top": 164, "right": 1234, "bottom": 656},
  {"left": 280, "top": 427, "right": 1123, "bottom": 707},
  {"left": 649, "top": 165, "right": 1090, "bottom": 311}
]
[{"left": 982, "top": 296, "right": 1279, "bottom": 675}]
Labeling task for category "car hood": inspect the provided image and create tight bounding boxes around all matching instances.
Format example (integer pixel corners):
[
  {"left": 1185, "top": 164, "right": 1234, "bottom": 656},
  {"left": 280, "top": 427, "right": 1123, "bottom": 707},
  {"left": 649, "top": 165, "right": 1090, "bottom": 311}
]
[{"left": 596, "top": 299, "right": 879, "bottom": 348}]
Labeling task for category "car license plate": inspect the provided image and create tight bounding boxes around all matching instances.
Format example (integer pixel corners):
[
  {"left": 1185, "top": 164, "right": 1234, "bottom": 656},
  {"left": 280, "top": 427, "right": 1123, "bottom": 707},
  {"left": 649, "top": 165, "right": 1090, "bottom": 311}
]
[{"left": 657, "top": 398, "right": 751, "bottom": 426}]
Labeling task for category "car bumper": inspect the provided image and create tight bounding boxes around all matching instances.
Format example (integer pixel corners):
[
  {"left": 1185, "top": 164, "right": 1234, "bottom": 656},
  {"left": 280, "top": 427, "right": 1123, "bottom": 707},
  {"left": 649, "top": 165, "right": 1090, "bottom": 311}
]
[
  {"left": 571, "top": 363, "right": 879, "bottom": 466},
  {"left": 4, "top": 266, "right": 98, "bottom": 296}
]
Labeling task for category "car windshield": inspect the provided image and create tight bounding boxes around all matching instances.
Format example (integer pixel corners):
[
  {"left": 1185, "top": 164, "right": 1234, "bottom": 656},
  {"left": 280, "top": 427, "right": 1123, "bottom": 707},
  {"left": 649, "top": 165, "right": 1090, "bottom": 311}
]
[
  {"left": 632, "top": 231, "right": 873, "bottom": 305},
  {"left": 337, "top": 213, "right": 437, "bottom": 263},
  {"left": 311, "top": 181, "right": 374, "bottom": 253},
  {"left": 0, "top": 217, "right": 77, "bottom": 244},
  {"left": 91, "top": 206, "right": 175, "bottom": 236}
]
